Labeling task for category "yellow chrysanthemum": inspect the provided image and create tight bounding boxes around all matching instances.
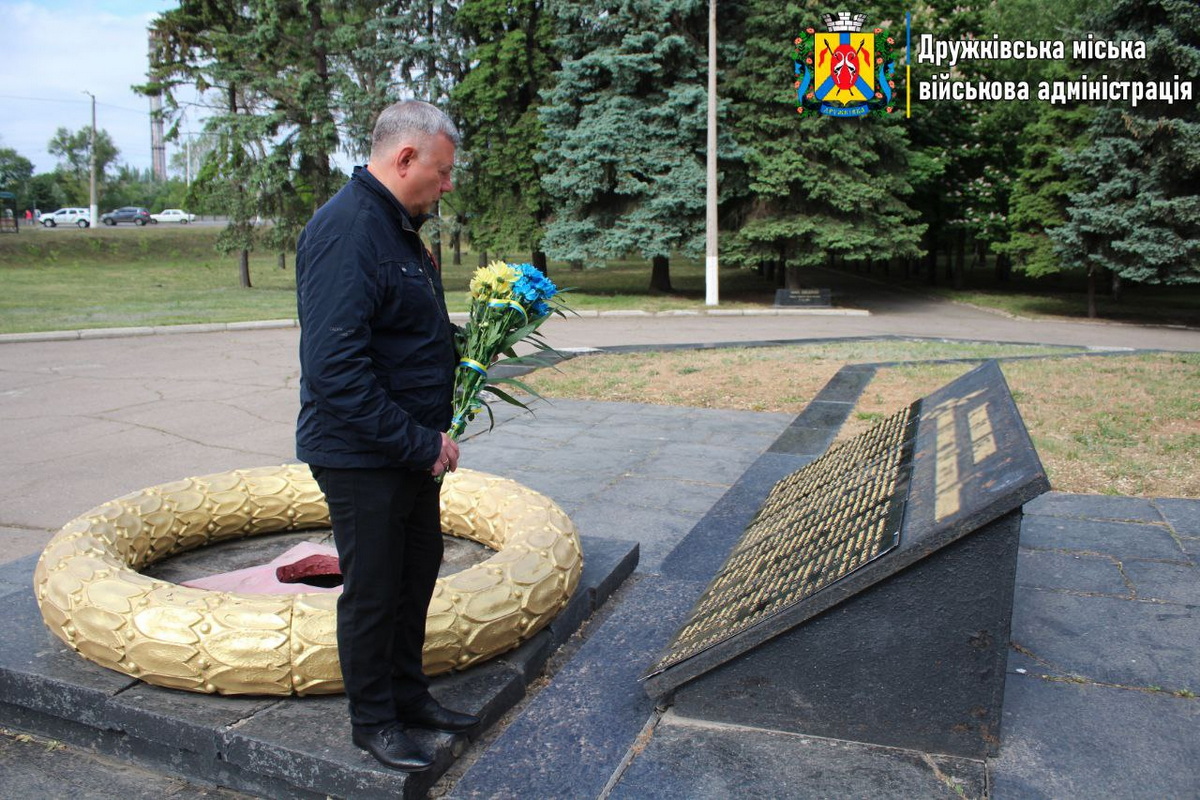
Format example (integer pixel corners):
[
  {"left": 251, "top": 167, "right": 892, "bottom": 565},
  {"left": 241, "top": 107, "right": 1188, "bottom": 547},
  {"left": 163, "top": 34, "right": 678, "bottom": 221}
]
[
  {"left": 469, "top": 269, "right": 492, "bottom": 300},
  {"left": 471, "top": 261, "right": 518, "bottom": 300}
]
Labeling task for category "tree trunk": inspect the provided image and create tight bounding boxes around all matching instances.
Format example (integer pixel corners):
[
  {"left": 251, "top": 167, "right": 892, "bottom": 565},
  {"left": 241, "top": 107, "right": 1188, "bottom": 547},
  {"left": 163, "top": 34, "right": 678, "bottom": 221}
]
[
  {"left": 532, "top": 250, "right": 548, "bottom": 275},
  {"left": 570, "top": 259, "right": 584, "bottom": 272},
  {"left": 952, "top": 229, "right": 966, "bottom": 290},
  {"left": 307, "top": 3, "right": 335, "bottom": 209},
  {"left": 278, "top": 252, "right": 286, "bottom": 270},
  {"left": 1110, "top": 271, "right": 1123, "bottom": 302},
  {"left": 239, "top": 249, "right": 251, "bottom": 288},
  {"left": 995, "top": 252, "right": 1011, "bottom": 283},
  {"left": 785, "top": 264, "right": 802, "bottom": 291},
  {"left": 1087, "top": 266, "right": 1097, "bottom": 318},
  {"left": 429, "top": 203, "right": 442, "bottom": 271},
  {"left": 649, "top": 255, "right": 672, "bottom": 292},
  {"left": 451, "top": 223, "right": 461, "bottom": 266},
  {"left": 478, "top": 250, "right": 488, "bottom": 268}
]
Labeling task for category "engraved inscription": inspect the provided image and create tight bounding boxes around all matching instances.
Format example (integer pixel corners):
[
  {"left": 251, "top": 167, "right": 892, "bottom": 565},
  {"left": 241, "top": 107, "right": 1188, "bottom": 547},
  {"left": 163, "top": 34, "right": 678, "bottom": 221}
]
[
  {"left": 927, "top": 389, "right": 998, "bottom": 522},
  {"left": 652, "top": 403, "right": 918, "bottom": 674}
]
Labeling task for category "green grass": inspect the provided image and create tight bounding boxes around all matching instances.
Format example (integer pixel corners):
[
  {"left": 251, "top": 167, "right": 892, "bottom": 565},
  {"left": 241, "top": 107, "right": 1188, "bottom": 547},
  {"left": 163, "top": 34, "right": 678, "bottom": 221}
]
[
  {"left": 0, "top": 226, "right": 778, "bottom": 333},
  {"left": 3, "top": 225, "right": 1198, "bottom": 333}
]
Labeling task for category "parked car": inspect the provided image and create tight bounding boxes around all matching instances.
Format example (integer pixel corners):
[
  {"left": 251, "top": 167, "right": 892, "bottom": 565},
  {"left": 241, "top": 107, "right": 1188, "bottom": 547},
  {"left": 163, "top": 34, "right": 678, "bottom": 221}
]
[
  {"left": 150, "top": 208, "right": 196, "bottom": 224},
  {"left": 40, "top": 208, "right": 91, "bottom": 228},
  {"left": 100, "top": 206, "right": 152, "bottom": 226}
]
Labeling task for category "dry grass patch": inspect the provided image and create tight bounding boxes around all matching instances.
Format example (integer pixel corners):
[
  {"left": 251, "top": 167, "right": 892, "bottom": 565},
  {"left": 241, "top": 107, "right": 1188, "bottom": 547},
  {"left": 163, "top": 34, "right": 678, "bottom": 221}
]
[
  {"left": 526, "top": 344, "right": 1199, "bottom": 498},
  {"left": 840, "top": 353, "right": 1200, "bottom": 498},
  {"left": 526, "top": 340, "right": 1073, "bottom": 413}
]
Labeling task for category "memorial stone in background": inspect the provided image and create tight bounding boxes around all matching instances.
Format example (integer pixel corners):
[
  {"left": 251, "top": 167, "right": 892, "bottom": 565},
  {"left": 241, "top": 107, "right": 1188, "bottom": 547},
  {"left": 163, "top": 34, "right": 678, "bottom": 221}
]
[{"left": 774, "top": 288, "right": 832, "bottom": 307}]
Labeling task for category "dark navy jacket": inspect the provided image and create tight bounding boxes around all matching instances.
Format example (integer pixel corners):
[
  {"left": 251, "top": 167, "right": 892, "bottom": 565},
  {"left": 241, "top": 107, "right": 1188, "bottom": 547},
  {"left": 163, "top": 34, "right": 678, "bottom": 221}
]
[{"left": 296, "top": 166, "right": 455, "bottom": 470}]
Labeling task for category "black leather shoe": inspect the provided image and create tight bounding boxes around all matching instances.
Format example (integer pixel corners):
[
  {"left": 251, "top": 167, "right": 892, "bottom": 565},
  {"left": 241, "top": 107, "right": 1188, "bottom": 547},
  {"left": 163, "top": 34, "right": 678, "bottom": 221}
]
[
  {"left": 352, "top": 724, "right": 433, "bottom": 772},
  {"left": 398, "top": 697, "right": 480, "bottom": 733}
]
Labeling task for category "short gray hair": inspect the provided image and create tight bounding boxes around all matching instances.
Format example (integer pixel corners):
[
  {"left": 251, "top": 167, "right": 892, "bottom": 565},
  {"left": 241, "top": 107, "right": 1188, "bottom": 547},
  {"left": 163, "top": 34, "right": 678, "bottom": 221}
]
[{"left": 370, "top": 100, "right": 460, "bottom": 160}]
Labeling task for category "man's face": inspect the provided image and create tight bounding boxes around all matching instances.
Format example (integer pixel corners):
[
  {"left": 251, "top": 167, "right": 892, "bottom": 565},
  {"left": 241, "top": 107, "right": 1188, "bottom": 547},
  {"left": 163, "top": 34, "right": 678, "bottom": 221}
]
[{"left": 398, "top": 134, "right": 455, "bottom": 216}]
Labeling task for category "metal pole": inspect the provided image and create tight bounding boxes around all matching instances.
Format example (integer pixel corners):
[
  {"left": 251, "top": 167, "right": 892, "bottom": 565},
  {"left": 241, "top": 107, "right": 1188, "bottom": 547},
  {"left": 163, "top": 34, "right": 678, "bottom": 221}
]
[
  {"left": 83, "top": 90, "right": 97, "bottom": 228},
  {"left": 704, "top": 0, "right": 719, "bottom": 306}
]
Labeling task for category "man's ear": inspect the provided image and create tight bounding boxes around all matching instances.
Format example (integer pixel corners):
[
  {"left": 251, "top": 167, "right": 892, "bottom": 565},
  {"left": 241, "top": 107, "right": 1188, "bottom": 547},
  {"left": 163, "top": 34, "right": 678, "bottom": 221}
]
[{"left": 394, "top": 145, "right": 418, "bottom": 176}]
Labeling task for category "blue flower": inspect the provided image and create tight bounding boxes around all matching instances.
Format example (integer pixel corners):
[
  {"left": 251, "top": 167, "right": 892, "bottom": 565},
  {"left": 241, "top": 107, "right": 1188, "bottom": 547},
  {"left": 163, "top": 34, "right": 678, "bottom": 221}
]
[{"left": 512, "top": 263, "right": 558, "bottom": 309}]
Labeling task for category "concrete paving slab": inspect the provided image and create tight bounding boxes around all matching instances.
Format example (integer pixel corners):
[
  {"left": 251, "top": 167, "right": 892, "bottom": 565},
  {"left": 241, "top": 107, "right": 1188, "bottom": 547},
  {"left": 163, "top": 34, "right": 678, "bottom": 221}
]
[
  {"left": 609, "top": 715, "right": 987, "bottom": 800},
  {"left": 1154, "top": 497, "right": 1200, "bottom": 538},
  {"left": 657, "top": 451, "right": 813, "bottom": 583},
  {"left": 446, "top": 575, "right": 706, "bottom": 800},
  {"left": 567, "top": 502, "right": 701, "bottom": 574},
  {"left": 1011, "top": 589, "right": 1199, "bottom": 689},
  {"left": 991, "top": 676, "right": 1200, "bottom": 800},
  {"left": 0, "top": 729, "right": 256, "bottom": 800},
  {"left": 597, "top": 474, "right": 732, "bottom": 517},
  {"left": 1121, "top": 559, "right": 1200, "bottom": 605},
  {"left": 1020, "top": 515, "right": 1189, "bottom": 562},
  {"left": 1015, "top": 549, "right": 1131, "bottom": 596},
  {"left": 1024, "top": 493, "right": 1164, "bottom": 524},
  {"left": 0, "top": 527, "right": 51, "bottom": 567},
  {"left": 0, "top": 553, "right": 36, "bottom": 600}
]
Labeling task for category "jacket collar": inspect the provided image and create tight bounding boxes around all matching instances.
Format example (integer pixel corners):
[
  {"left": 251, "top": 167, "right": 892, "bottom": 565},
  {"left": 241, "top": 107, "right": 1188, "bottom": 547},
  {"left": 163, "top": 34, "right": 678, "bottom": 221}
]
[{"left": 352, "top": 165, "right": 435, "bottom": 233}]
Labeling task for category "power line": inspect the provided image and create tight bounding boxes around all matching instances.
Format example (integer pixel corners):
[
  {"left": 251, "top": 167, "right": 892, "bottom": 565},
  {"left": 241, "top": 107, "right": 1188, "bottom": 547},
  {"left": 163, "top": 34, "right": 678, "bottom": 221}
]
[{"left": 0, "top": 94, "right": 149, "bottom": 116}]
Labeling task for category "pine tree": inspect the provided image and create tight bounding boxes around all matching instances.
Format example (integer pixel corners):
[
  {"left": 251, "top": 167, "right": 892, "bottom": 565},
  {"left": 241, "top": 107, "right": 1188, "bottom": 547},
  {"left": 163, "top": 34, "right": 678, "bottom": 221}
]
[
  {"left": 993, "top": 101, "right": 1094, "bottom": 279},
  {"left": 539, "top": 0, "right": 716, "bottom": 291},
  {"left": 723, "top": 0, "right": 923, "bottom": 288},
  {"left": 451, "top": 0, "right": 557, "bottom": 270},
  {"left": 1051, "top": 0, "right": 1200, "bottom": 315}
]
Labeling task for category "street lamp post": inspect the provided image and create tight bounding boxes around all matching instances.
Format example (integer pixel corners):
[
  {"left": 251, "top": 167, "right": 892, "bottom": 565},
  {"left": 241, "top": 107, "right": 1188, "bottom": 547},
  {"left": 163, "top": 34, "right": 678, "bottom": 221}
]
[
  {"left": 705, "top": 0, "right": 719, "bottom": 306},
  {"left": 82, "top": 90, "right": 97, "bottom": 229}
]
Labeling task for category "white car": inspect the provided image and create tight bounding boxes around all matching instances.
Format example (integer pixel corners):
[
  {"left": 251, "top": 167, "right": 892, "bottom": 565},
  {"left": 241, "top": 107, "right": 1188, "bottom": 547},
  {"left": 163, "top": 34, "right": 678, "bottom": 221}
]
[
  {"left": 40, "top": 208, "right": 91, "bottom": 228},
  {"left": 151, "top": 209, "right": 196, "bottom": 224}
]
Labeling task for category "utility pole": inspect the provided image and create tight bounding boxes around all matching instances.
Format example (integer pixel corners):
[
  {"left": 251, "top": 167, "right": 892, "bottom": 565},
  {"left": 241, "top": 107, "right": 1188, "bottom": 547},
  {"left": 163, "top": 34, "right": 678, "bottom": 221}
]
[
  {"left": 83, "top": 90, "right": 97, "bottom": 228},
  {"left": 705, "top": 0, "right": 719, "bottom": 306},
  {"left": 183, "top": 131, "right": 193, "bottom": 187}
]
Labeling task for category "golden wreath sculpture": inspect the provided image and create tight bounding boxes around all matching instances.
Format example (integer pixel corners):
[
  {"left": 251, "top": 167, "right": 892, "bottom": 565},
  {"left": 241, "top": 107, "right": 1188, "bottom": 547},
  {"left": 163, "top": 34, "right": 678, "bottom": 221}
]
[{"left": 33, "top": 465, "right": 583, "bottom": 696}]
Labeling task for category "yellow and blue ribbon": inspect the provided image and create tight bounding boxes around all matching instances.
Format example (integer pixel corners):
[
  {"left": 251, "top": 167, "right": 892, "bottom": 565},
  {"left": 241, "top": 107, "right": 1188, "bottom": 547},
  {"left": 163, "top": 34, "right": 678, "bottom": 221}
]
[{"left": 458, "top": 358, "right": 488, "bottom": 378}]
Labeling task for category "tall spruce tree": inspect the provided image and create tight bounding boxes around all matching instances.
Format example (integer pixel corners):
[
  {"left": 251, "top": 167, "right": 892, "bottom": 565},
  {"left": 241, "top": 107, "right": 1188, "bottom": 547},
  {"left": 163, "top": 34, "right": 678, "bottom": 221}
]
[
  {"left": 1051, "top": 0, "right": 1200, "bottom": 315},
  {"left": 539, "top": 0, "right": 714, "bottom": 291},
  {"left": 723, "top": 0, "right": 923, "bottom": 288},
  {"left": 993, "top": 100, "right": 1094, "bottom": 279},
  {"left": 451, "top": 0, "right": 557, "bottom": 270},
  {"left": 979, "top": 0, "right": 1101, "bottom": 283}
]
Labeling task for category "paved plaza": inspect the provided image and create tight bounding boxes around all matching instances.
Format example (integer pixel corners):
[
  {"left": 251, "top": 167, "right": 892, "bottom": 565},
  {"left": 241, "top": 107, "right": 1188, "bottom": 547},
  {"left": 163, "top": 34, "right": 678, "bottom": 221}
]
[{"left": 1, "top": 268, "right": 1198, "bottom": 798}]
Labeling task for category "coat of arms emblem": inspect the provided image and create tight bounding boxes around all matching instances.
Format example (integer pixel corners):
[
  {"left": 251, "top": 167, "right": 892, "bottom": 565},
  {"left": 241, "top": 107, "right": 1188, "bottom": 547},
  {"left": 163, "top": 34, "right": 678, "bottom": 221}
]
[{"left": 794, "top": 12, "right": 898, "bottom": 117}]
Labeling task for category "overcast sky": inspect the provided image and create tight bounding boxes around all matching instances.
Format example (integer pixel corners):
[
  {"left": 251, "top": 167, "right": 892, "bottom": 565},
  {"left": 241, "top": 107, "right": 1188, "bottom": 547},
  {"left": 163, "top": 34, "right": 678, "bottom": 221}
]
[{"left": 0, "top": 1, "right": 184, "bottom": 176}]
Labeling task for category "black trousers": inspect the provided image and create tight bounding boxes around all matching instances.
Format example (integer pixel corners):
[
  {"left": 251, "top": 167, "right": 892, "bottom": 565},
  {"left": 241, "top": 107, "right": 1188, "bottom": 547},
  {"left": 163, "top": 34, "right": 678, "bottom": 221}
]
[{"left": 312, "top": 466, "right": 444, "bottom": 732}]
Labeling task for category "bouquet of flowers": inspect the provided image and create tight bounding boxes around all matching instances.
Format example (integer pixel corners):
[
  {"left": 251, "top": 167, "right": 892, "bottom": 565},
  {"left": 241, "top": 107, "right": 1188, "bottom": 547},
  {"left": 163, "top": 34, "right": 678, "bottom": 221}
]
[{"left": 447, "top": 260, "right": 569, "bottom": 442}]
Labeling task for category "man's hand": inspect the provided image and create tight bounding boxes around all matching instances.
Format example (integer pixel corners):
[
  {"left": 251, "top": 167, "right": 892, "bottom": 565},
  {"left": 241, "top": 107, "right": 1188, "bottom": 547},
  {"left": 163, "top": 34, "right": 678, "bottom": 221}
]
[{"left": 431, "top": 432, "right": 460, "bottom": 478}]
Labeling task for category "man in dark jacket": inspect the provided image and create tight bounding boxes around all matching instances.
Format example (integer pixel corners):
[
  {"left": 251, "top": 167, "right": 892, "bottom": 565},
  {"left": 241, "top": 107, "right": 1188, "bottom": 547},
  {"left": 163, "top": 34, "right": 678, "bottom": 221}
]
[{"left": 296, "top": 100, "right": 478, "bottom": 772}]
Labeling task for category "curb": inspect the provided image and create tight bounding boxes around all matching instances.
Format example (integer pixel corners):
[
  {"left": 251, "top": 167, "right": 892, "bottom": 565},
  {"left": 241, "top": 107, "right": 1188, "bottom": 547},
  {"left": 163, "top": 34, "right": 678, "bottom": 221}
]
[{"left": 0, "top": 307, "right": 870, "bottom": 345}]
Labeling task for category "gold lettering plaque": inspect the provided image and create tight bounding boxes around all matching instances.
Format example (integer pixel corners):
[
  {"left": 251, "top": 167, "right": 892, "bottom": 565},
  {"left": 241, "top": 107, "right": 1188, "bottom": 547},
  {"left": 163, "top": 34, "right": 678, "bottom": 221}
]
[{"left": 653, "top": 403, "right": 918, "bottom": 673}]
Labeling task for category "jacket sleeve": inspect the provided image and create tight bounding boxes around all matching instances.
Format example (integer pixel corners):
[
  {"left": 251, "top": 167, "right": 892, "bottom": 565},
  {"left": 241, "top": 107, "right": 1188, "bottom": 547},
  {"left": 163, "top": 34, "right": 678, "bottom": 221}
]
[{"left": 297, "top": 231, "right": 442, "bottom": 469}]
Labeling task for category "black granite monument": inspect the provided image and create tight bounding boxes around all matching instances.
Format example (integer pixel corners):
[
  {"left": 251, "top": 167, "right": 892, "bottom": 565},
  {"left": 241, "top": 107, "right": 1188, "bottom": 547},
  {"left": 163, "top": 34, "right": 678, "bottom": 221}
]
[
  {"left": 774, "top": 288, "right": 832, "bottom": 308},
  {"left": 644, "top": 361, "right": 1049, "bottom": 758}
]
